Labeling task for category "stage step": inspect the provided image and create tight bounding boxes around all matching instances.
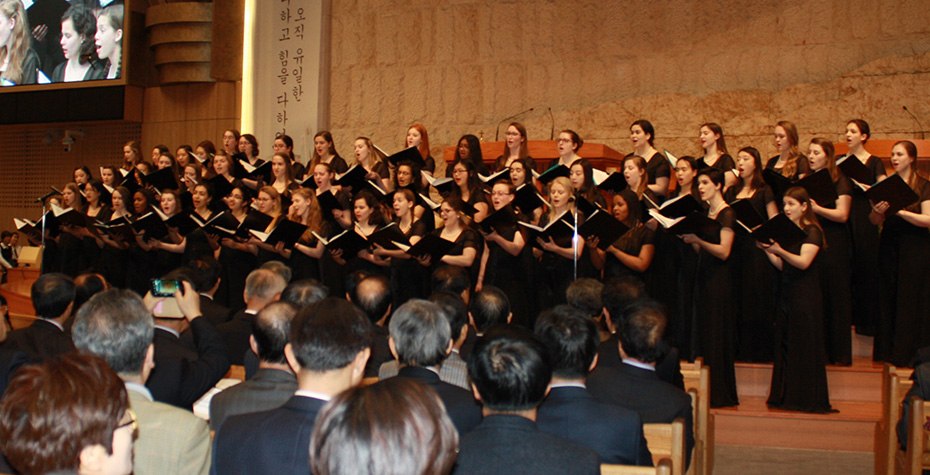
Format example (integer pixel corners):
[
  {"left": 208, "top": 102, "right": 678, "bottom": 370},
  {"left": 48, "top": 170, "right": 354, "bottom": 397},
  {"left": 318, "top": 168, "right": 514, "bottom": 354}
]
[
  {"left": 713, "top": 397, "right": 880, "bottom": 451},
  {"left": 714, "top": 332, "right": 882, "bottom": 452}
]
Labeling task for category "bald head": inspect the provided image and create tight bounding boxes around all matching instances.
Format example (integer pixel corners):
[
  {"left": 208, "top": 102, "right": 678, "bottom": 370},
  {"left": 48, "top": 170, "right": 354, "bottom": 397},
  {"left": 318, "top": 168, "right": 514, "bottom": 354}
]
[
  {"left": 353, "top": 275, "right": 392, "bottom": 325},
  {"left": 252, "top": 301, "right": 298, "bottom": 364}
]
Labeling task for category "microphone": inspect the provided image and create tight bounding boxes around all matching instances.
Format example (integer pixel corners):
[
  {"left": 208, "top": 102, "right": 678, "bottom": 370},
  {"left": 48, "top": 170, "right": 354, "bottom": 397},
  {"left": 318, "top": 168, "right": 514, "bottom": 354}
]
[
  {"left": 903, "top": 106, "right": 926, "bottom": 140},
  {"left": 548, "top": 107, "right": 555, "bottom": 140},
  {"left": 34, "top": 188, "right": 57, "bottom": 204},
  {"left": 496, "top": 108, "right": 535, "bottom": 141}
]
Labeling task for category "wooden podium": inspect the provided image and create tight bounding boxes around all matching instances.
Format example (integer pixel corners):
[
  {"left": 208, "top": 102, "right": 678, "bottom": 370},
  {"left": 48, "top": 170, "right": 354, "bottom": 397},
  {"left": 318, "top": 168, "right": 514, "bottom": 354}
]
[{"left": 443, "top": 140, "right": 627, "bottom": 172}]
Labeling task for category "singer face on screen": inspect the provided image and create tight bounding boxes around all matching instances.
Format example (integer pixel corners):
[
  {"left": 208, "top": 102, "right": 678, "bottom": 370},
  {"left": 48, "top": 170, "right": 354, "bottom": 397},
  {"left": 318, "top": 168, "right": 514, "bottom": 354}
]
[
  {"left": 0, "top": 0, "right": 40, "bottom": 85},
  {"left": 95, "top": 3, "right": 123, "bottom": 80}
]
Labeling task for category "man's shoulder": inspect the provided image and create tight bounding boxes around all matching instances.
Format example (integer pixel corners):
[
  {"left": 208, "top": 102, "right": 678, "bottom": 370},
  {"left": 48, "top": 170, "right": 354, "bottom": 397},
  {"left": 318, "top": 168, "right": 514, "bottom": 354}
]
[{"left": 130, "top": 391, "right": 206, "bottom": 426}]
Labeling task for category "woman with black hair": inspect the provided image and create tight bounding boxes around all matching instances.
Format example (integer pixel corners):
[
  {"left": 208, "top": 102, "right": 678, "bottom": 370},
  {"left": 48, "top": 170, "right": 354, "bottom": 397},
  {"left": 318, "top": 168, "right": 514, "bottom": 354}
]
[
  {"left": 549, "top": 130, "right": 583, "bottom": 170},
  {"left": 447, "top": 134, "right": 489, "bottom": 177},
  {"left": 307, "top": 131, "right": 348, "bottom": 175},
  {"left": 52, "top": 3, "right": 103, "bottom": 82},
  {"left": 588, "top": 188, "right": 655, "bottom": 284},
  {"left": 628, "top": 120, "right": 671, "bottom": 199},
  {"left": 273, "top": 134, "right": 306, "bottom": 179},
  {"left": 216, "top": 184, "right": 258, "bottom": 310},
  {"left": 477, "top": 180, "right": 531, "bottom": 326},
  {"left": 449, "top": 159, "right": 489, "bottom": 223},
  {"left": 79, "top": 180, "right": 111, "bottom": 275},
  {"left": 682, "top": 167, "right": 738, "bottom": 408},
  {"left": 569, "top": 158, "right": 607, "bottom": 209},
  {"left": 421, "top": 196, "right": 482, "bottom": 291}
]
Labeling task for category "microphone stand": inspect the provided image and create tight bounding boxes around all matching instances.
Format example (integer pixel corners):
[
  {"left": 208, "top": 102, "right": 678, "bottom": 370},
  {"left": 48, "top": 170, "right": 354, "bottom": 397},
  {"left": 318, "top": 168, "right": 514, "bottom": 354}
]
[
  {"left": 903, "top": 106, "right": 926, "bottom": 140},
  {"left": 572, "top": 205, "right": 579, "bottom": 282},
  {"left": 496, "top": 108, "right": 535, "bottom": 141}
]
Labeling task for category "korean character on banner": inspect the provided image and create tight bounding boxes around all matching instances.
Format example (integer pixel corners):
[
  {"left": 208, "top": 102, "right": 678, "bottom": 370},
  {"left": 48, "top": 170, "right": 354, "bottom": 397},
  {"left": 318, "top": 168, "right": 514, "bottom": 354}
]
[
  {"left": 280, "top": 0, "right": 289, "bottom": 3},
  {"left": 294, "top": 7, "right": 306, "bottom": 22},
  {"left": 277, "top": 110, "right": 288, "bottom": 126},
  {"left": 293, "top": 48, "right": 303, "bottom": 65},
  {"left": 292, "top": 84, "right": 302, "bottom": 102},
  {"left": 279, "top": 50, "right": 289, "bottom": 67},
  {"left": 277, "top": 94, "right": 289, "bottom": 107},
  {"left": 294, "top": 23, "right": 304, "bottom": 40},
  {"left": 280, "top": 8, "right": 291, "bottom": 23},
  {"left": 278, "top": 67, "right": 289, "bottom": 85},
  {"left": 292, "top": 66, "right": 302, "bottom": 83},
  {"left": 280, "top": 27, "right": 290, "bottom": 42}
]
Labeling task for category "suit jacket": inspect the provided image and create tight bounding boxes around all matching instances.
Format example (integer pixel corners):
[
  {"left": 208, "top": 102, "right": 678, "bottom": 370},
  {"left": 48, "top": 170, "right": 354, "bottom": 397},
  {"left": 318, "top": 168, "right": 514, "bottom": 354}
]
[
  {"left": 2, "top": 318, "right": 75, "bottom": 363},
  {"left": 0, "top": 348, "right": 28, "bottom": 397},
  {"left": 454, "top": 414, "right": 600, "bottom": 475},
  {"left": 209, "top": 368, "right": 297, "bottom": 431},
  {"left": 217, "top": 309, "right": 255, "bottom": 366},
  {"left": 127, "top": 384, "right": 212, "bottom": 475},
  {"left": 597, "top": 335, "right": 685, "bottom": 390},
  {"left": 147, "top": 318, "right": 230, "bottom": 410},
  {"left": 200, "top": 294, "right": 232, "bottom": 327},
  {"left": 537, "top": 385, "right": 652, "bottom": 465},
  {"left": 212, "top": 395, "right": 326, "bottom": 475},
  {"left": 395, "top": 366, "right": 481, "bottom": 436},
  {"left": 587, "top": 362, "right": 694, "bottom": 468},
  {"left": 379, "top": 349, "right": 470, "bottom": 390}
]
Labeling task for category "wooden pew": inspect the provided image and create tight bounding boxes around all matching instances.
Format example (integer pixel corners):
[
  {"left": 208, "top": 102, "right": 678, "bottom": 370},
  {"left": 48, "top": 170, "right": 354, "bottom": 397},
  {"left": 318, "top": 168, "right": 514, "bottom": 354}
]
[
  {"left": 224, "top": 365, "right": 246, "bottom": 381},
  {"left": 643, "top": 418, "right": 686, "bottom": 475},
  {"left": 680, "top": 358, "right": 711, "bottom": 475},
  {"left": 601, "top": 458, "right": 673, "bottom": 475},
  {"left": 874, "top": 364, "right": 913, "bottom": 475},
  {"left": 899, "top": 397, "right": 930, "bottom": 474}
]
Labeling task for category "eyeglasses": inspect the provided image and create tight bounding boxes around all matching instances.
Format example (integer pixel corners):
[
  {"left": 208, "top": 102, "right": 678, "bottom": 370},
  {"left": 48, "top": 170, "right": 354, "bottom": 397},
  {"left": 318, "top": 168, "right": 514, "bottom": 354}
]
[
  {"left": 452, "top": 169, "right": 467, "bottom": 175},
  {"left": 117, "top": 409, "right": 137, "bottom": 434}
]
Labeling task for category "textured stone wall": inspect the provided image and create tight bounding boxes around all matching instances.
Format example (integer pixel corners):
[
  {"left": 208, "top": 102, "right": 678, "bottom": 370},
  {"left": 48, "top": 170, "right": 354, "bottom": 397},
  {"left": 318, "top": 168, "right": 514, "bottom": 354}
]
[{"left": 326, "top": 0, "right": 930, "bottom": 169}]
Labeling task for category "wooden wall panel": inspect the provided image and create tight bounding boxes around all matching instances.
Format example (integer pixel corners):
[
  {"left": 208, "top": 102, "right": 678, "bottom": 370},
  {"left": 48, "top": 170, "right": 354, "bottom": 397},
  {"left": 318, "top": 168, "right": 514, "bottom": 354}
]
[{"left": 0, "top": 123, "right": 142, "bottom": 238}]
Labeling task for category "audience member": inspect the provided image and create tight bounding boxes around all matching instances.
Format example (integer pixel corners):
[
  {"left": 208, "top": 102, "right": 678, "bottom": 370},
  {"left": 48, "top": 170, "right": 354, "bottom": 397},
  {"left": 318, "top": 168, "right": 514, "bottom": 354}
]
[
  {"left": 210, "top": 301, "right": 299, "bottom": 431},
  {"left": 280, "top": 278, "right": 328, "bottom": 309},
  {"left": 72, "top": 288, "right": 211, "bottom": 475},
  {"left": 189, "top": 257, "right": 232, "bottom": 327},
  {"left": 386, "top": 299, "right": 481, "bottom": 435},
  {"left": 260, "top": 260, "right": 292, "bottom": 284},
  {"left": 212, "top": 297, "right": 372, "bottom": 475},
  {"left": 2, "top": 273, "right": 76, "bottom": 362},
  {"left": 534, "top": 305, "right": 652, "bottom": 465},
  {"left": 217, "top": 268, "right": 287, "bottom": 365},
  {"left": 346, "top": 273, "right": 394, "bottom": 379},
  {"left": 463, "top": 286, "right": 512, "bottom": 359},
  {"left": 456, "top": 326, "right": 600, "bottom": 474},
  {"left": 598, "top": 277, "right": 685, "bottom": 389},
  {"left": 587, "top": 300, "right": 694, "bottom": 467},
  {"left": 145, "top": 275, "right": 230, "bottom": 410},
  {"left": 73, "top": 272, "right": 109, "bottom": 315},
  {"left": 566, "top": 278, "right": 604, "bottom": 319},
  {"left": 310, "top": 378, "right": 458, "bottom": 475},
  {"left": 0, "top": 353, "right": 134, "bottom": 475},
  {"left": 380, "top": 291, "right": 472, "bottom": 390},
  {"left": 432, "top": 265, "right": 471, "bottom": 303}
]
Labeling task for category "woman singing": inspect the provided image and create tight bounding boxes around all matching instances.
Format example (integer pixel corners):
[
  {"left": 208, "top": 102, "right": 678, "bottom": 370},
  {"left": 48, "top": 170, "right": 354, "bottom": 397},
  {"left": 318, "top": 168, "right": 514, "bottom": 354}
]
[
  {"left": 761, "top": 187, "right": 832, "bottom": 413},
  {"left": 53, "top": 3, "right": 102, "bottom": 82},
  {"left": 494, "top": 123, "right": 537, "bottom": 174},
  {"left": 682, "top": 167, "right": 738, "bottom": 408},
  {"left": 843, "top": 119, "right": 885, "bottom": 336},
  {"left": 871, "top": 141, "right": 930, "bottom": 366},
  {"left": 697, "top": 123, "right": 736, "bottom": 189},
  {"left": 629, "top": 120, "right": 671, "bottom": 199},
  {"left": 807, "top": 138, "right": 852, "bottom": 365}
]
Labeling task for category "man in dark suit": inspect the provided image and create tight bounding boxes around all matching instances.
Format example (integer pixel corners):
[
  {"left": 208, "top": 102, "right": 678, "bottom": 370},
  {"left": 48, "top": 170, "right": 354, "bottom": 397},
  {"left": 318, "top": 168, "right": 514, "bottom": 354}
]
[
  {"left": 190, "top": 257, "right": 231, "bottom": 327},
  {"left": 145, "top": 273, "right": 230, "bottom": 410},
  {"left": 596, "top": 276, "right": 685, "bottom": 389},
  {"left": 535, "top": 305, "right": 653, "bottom": 465},
  {"left": 212, "top": 297, "right": 372, "bottom": 475},
  {"left": 346, "top": 272, "right": 394, "bottom": 379},
  {"left": 2, "top": 273, "right": 75, "bottom": 362},
  {"left": 455, "top": 326, "right": 600, "bottom": 475},
  {"left": 209, "top": 301, "right": 298, "bottom": 431},
  {"left": 587, "top": 299, "right": 694, "bottom": 468},
  {"left": 217, "top": 269, "right": 287, "bottom": 365},
  {"left": 0, "top": 348, "right": 27, "bottom": 396},
  {"left": 386, "top": 299, "right": 481, "bottom": 436}
]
